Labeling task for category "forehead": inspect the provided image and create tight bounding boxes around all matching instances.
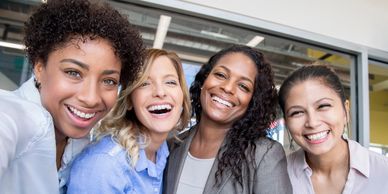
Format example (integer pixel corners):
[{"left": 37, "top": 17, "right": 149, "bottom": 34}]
[
  {"left": 286, "top": 79, "right": 341, "bottom": 104},
  {"left": 213, "top": 52, "right": 257, "bottom": 79},
  {"left": 149, "top": 55, "right": 178, "bottom": 76}
]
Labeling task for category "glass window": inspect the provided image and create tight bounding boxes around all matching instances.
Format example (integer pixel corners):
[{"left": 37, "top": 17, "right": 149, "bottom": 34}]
[
  {"left": 0, "top": 0, "right": 357, "bottom": 154},
  {"left": 369, "top": 60, "right": 388, "bottom": 156}
]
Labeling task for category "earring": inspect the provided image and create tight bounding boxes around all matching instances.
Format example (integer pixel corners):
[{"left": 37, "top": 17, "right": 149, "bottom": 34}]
[{"left": 34, "top": 78, "right": 41, "bottom": 90}]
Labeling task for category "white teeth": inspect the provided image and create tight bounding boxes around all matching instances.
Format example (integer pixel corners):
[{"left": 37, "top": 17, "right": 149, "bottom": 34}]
[
  {"left": 69, "top": 106, "right": 96, "bottom": 119},
  {"left": 212, "top": 96, "right": 233, "bottom": 107},
  {"left": 148, "top": 104, "right": 172, "bottom": 111},
  {"left": 306, "top": 131, "right": 329, "bottom": 141}
]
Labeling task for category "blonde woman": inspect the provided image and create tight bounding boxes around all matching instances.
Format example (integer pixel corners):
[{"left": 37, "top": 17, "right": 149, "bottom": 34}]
[{"left": 66, "top": 48, "right": 190, "bottom": 194}]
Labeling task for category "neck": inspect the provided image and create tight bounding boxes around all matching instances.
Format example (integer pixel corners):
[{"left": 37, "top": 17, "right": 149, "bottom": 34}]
[
  {"left": 55, "top": 129, "right": 68, "bottom": 145},
  {"left": 55, "top": 128, "right": 68, "bottom": 170},
  {"left": 196, "top": 120, "right": 228, "bottom": 143},
  {"left": 189, "top": 120, "right": 229, "bottom": 159},
  {"left": 306, "top": 139, "right": 349, "bottom": 174},
  {"left": 145, "top": 132, "right": 167, "bottom": 163}
]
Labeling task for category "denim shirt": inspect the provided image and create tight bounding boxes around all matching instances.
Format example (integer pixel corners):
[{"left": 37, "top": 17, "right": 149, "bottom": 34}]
[
  {"left": 59, "top": 137, "right": 90, "bottom": 194},
  {"left": 0, "top": 79, "right": 59, "bottom": 194},
  {"left": 67, "top": 135, "right": 169, "bottom": 194}
]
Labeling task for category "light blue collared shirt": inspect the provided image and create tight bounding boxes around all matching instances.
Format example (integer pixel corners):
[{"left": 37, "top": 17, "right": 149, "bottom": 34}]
[{"left": 67, "top": 135, "right": 169, "bottom": 194}]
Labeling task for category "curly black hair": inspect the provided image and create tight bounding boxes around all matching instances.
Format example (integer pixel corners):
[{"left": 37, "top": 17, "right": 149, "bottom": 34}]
[
  {"left": 24, "top": 0, "right": 145, "bottom": 87},
  {"left": 190, "top": 45, "right": 278, "bottom": 186}
]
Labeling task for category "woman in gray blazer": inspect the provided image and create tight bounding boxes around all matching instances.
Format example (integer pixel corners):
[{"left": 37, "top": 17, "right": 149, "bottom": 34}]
[{"left": 164, "top": 45, "right": 292, "bottom": 194}]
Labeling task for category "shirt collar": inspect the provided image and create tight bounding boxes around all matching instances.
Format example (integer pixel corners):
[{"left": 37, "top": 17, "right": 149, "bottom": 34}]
[
  {"left": 14, "top": 77, "right": 41, "bottom": 105},
  {"left": 293, "top": 149, "right": 312, "bottom": 178},
  {"left": 348, "top": 139, "right": 370, "bottom": 178},
  {"left": 135, "top": 140, "right": 169, "bottom": 178}
]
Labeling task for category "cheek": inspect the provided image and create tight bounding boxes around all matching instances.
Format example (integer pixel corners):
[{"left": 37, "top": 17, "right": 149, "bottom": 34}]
[
  {"left": 285, "top": 120, "right": 302, "bottom": 136},
  {"left": 103, "top": 91, "right": 119, "bottom": 110},
  {"left": 175, "top": 89, "right": 184, "bottom": 105}
]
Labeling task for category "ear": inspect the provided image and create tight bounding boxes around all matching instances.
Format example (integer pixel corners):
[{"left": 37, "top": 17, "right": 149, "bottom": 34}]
[
  {"left": 33, "top": 60, "right": 45, "bottom": 82},
  {"left": 344, "top": 100, "right": 350, "bottom": 122}
]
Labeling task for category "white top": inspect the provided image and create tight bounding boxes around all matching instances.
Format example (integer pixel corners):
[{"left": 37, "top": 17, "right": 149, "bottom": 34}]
[
  {"left": 0, "top": 77, "right": 90, "bottom": 194},
  {"left": 0, "top": 79, "right": 59, "bottom": 194},
  {"left": 287, "top": 139, "right": 388, "bottom": 194},
  {"left": 176, "top": 152, "right": 215, "bottom": 194}
]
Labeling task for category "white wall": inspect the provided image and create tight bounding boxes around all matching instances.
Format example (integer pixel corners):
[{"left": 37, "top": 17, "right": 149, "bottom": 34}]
[{"left": 181, "top": 0, "right": 388, "bottom": 52}]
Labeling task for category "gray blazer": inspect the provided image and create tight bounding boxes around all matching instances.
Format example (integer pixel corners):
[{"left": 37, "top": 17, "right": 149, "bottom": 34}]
[{"left": 163, "top": 128, "right": 292, "bottom": 194}]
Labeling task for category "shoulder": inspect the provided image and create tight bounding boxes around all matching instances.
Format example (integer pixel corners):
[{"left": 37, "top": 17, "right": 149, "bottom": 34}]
[
  {"left": 346, "top": 140, "right": 388, "bottom": 180},
  {"left": 0, "top": 89, "right": 53, "bottom": 137},
  {"left": 1, "top": 89, "right": 49, "bottom": 120},
  {"left": 68, "top": 136, "right": 132, "bottom": 193},
  {"left": 73, "top": 136, "right": 129, "bottom": 170},
  {"left": 254, "top": 137, "right": 285, "bottom": 155},
  {"left": 167, "top": 128, "right": 194, "bottom": 151},
  {"left": 252, "top": 138, "right": 287, "bottom": 166}
]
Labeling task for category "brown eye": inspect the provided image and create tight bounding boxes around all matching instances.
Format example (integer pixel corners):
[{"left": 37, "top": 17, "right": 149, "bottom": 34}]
[
  {"left": 214, "top": 72, "right": 226, "bottom": 79},
  {"left": 238, "top": 83, "right": 251, "bottom": 92}
]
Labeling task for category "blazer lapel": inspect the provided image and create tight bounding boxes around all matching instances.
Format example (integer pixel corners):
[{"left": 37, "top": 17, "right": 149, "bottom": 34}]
[
  {"left": 202, "top": 147, "right": 233, "bottom": 194},
  {"left": 170, "top": 129, "right": 197, "bottom": 193}
]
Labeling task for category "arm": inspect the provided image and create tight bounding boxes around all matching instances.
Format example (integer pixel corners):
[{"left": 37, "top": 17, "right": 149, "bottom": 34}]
[
  {"left": 0, "top": 113, "right": 18, "bottom": 178},
  {"left": 67, "top": 152, "right": 130, "bottom": 194},
  {"left": 254, "top": 140, "right": 293, "bottom": 194}
]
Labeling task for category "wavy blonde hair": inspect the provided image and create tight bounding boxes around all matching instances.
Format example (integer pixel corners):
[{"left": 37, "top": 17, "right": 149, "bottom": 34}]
[{"left": 97, "top": 48, "right": 191, "bottom": 166}]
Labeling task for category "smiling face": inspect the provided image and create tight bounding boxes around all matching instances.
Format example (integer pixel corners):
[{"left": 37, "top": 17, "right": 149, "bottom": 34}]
[
  {"left": 34, "top": 37, "right": 122, "bottom": 139},
  {"left": 284, "top": 79, "right": 349, "bottom": 156},
  {"left": 200, "top": 52, "right": 257, "bottom": 129},
  {"left": 131, "top": 55, "right": 184, "bottom": 139}
]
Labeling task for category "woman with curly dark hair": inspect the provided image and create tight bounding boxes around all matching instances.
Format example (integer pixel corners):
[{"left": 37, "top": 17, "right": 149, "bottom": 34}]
[
  {"left": 0, "top": 0, "right": 144, "bottom": 194},
  {"left": 164, "top": 45, "right": 292, "bottom": 194}
]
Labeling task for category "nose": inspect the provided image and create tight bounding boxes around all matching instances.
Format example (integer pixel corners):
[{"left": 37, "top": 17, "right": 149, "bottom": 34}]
[
  {"left": 221, "top": 79, "right": 235, "bottom": 94},
  {"left": 152, "top": 83, "right": 166, "bottom": 98},
  {"left": 304, "top": 111, "right": 321, "bottom": 128},
  {"left": 77, "top": 80, "right": 102, "bottom": 107}
]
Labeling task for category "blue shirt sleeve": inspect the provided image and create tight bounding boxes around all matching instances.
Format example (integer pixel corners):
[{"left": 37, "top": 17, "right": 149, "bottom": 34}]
[{"left": 67, "top": 151, "right": 132, "bottom": 194}]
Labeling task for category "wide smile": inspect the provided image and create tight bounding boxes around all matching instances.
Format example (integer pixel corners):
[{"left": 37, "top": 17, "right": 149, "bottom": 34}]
[
  {"left": 211, "top": 95, "right": 234, "bottom": 108},
  {"left": 147, "top": 103, "right": 173, "bottom": 116},
  {"left": 66, "top": 105, "right": 98, "bottom": 120},
  {"left": 304, "top": 130, "right": 330, "bottom": 143}
]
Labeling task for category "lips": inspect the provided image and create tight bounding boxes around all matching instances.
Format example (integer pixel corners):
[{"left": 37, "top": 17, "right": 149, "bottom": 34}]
[
  {"left": 211, "top": 95, "right": 234, "bottom": 108},
  {"left": 67, "top": 105, "right": 97, "bottom": 120},
  {"left": 304, "top": 130, "right": 330, "bottom": 141},
  {"left": 147, "top": 103, "right": 172, "bottom": 114}
]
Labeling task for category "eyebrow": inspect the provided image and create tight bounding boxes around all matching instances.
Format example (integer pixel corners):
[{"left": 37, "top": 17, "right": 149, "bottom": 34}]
[
  {"left": 60, "top": 59, "right": 120, "bottom": 75},
  {"left": 217, "top": 65, "right": 255, "bottom": 85}
]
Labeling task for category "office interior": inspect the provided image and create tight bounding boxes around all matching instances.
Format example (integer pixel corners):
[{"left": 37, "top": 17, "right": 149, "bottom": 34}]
[{"left": 0, "top": 0, "right": 387, "bottom": 156}]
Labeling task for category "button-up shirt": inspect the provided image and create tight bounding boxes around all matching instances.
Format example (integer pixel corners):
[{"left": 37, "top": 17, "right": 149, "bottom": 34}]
[
  {"left": 67, "top": 135, "right": 169, "bottom": 194},
  {"left": 287, "top": 139, "right": 388, "bottom": 194},
  {"left": 0, "top": 78, "right": 59, "bottom": 194}
]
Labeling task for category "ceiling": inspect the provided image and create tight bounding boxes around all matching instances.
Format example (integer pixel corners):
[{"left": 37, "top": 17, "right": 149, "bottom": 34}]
[{"left": 0, "top": 0, "right": 357, "bottom": 89}]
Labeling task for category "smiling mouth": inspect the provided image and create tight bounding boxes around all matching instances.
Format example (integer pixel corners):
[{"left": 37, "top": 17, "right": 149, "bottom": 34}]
[
  {"left": 147, "top": 104, "right": 172, "bottom": 114},
  {"left": 304, "top": 130, "right": 330, "bottom": 141},
  {"left": 211, "top": 95, "right": 233, "bottom": 108},
  {"left": 67, "top": 105, "right": 96, "bottom": 120}
]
